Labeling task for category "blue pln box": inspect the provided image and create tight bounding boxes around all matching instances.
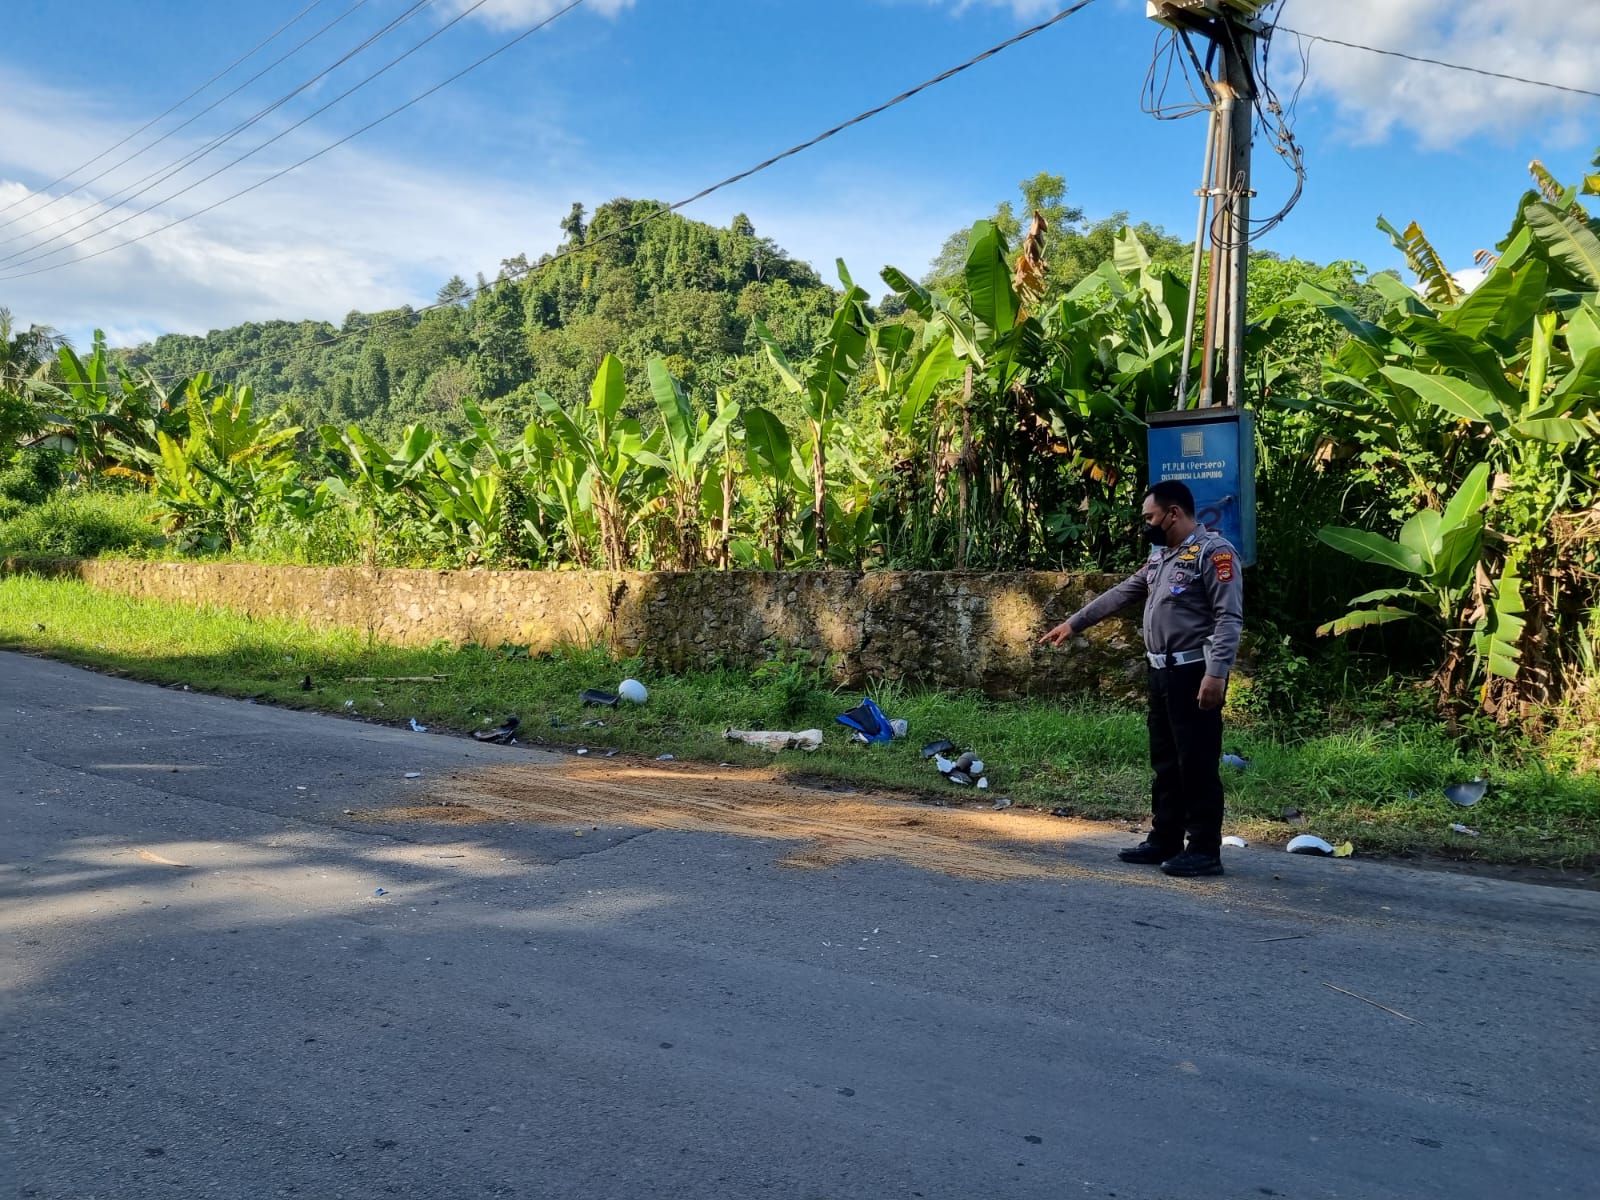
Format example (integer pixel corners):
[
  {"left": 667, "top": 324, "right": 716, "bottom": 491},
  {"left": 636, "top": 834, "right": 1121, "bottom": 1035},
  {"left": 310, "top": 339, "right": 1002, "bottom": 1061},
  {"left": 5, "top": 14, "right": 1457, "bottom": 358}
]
[{"left": 1146, "top": 407, "right": 1256, "bottom": 567}]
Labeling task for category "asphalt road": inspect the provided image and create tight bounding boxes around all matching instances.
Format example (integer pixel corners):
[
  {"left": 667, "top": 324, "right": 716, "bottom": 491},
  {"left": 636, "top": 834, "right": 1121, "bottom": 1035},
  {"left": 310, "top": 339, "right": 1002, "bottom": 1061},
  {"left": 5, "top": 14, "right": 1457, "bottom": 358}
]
[{"left": 4, "top": 652, "right": 1598, "bottom": 1200}]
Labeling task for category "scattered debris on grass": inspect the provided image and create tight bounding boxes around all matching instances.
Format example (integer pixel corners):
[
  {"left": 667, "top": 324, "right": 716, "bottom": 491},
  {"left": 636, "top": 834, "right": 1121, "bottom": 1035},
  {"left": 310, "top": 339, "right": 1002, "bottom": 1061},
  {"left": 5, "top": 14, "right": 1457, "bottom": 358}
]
[{"left": 473, "top": 716, "right": 520, "bottom": 744}]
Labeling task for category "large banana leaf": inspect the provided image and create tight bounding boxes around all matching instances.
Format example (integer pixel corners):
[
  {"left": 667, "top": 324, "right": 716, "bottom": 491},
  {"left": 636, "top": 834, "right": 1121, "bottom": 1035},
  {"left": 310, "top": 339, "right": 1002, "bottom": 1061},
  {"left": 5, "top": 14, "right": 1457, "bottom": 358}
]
[
  {"left": 898, "top": 340, "right": 962, "bottom": 434},
  {"left": 1396, "top": 319, "right": 1522, "bottom": 407},
  {"left": 1474, "top": 552, "right": 1526, "bottom": 681},
  {"left": 879, "top": 266, "right": 936, "bottom": 322},
  {"left": 1524, "top": 200, "right": 1600, "bottom": 288},
  {"left": 1317, "top": 526, "right": 1425, "bottom": 575},
  {"left": 1445, "top": 259, "right": 1548, "bottom": 342},
  {"left": 1294, "top": 283, "right": 1396, "bottom": 348},
  {"left": 752, "top": 318, "right": 805, "bottom": 394},
  {"left": 1378, "top": 216, "right": 1463, "bottom": 305},
  {"left": 589, "top": 353, "right": 627, "bottom": 423},
  {"left": 1316, "top": 606, "right": 1413, "bottom": 637},
  {"left": 646, "top": 356, "right": 695, "bottom": 474},
  {"left": 810, "top": 285, "right": 870, "bottom": 424},
  {"left": 741, "top": 406, "right": 795, "bottom": 486},
  {"left": 1566, "top": 304, "right": 1600, "bottom": 362},
  {"left": 1381, "top": 366, "right": 1507, "bottom": 431},
  {"left": 964, "top": 220, "right": 1016, "bottom": 340}
]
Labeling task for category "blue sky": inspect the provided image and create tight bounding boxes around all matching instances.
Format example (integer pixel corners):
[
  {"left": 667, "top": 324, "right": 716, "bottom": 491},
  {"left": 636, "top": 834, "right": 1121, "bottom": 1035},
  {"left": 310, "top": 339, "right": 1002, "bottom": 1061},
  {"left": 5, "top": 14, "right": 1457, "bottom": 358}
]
[{"left": 1, "top": 0, "right": 1595, "bottom": 346}]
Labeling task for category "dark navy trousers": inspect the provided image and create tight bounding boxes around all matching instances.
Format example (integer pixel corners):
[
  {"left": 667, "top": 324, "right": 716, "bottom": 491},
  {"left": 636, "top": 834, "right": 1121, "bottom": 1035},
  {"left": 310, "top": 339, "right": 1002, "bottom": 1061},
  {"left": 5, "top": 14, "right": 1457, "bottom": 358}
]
[{"left": 1146, "top": 661, "right": 1224, "bottom": 856}]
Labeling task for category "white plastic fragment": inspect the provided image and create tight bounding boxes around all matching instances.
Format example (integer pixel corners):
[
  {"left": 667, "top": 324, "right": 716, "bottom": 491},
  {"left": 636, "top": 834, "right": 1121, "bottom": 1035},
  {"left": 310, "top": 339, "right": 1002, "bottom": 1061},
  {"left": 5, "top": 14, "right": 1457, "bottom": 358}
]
[
  {"left": 1445, "top": 777, "right": 1487, "bottom": 807},
  {"left": 618, "top": 678, "right": 649, "bottom": 704},
  {"left": 1450, "top": 823, "right": 1480, "bottom": 837},
  {"left": 934, "top": 754, "right": 955, "bottom": 775},
  {"left": 1221, "top": 835, "right": 1248, "bottom": 848},
  {"left": 724, "top": 728, "right": 824, "bottom": 753},
  {"left": 1286, "top": 834, "right": 1335, "bottom": 856},
  {"left": 408, "top": 718, "right": 428, "bottom": 732},
  {"left": 403, "top": 771, "right": 421, "bottom": 779}
]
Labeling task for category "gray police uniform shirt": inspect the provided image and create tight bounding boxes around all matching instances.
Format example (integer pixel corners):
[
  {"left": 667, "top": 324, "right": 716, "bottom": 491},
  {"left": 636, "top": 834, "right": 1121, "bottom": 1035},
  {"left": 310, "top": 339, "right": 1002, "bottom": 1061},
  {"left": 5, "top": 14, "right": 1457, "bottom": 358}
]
[{"left": 1064, "top": 529, "right": 1244, "bottom": 676}]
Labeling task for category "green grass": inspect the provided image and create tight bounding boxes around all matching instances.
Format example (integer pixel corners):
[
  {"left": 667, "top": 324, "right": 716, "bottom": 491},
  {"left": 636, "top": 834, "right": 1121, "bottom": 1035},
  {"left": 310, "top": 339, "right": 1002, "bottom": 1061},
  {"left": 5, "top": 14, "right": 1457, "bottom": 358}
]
[
  {"left": 2, "top": 572, "right": 1597, "bottom": 870},
  {"left": 0, "top": 489, "right": 166, "bottom": 558}
]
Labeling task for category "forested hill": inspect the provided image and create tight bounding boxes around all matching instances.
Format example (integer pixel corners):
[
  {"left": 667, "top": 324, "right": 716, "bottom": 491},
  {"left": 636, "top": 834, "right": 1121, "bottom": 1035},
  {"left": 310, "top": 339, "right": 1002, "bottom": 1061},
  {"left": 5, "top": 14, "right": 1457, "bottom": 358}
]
[{"left": 115, "top": 198, "right": 846, "bottom": 440}]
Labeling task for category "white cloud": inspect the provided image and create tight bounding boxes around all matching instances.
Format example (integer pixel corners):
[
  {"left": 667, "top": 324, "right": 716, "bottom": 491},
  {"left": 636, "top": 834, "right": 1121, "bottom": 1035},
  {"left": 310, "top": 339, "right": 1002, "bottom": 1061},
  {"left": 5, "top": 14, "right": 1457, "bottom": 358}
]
[
  {"left": 1282, "top": 0, "right": 1600, "bottom": 148},
  {"left": 907, "top": 0, "right": 1080, "bottom": 17},
  {"left": 441, "top": 0, "right": 636, "bottom": 33},
  {"left": 0, "top": 66, "right": 579, "bottom": 345}
]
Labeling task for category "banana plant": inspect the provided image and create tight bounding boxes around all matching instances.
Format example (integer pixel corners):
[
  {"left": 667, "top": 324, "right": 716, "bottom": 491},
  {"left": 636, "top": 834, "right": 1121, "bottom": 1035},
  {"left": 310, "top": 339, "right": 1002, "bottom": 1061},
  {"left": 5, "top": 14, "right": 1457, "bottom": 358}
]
[
  {"left": 635, "top": 357, "right": 739, "bottom": 569},
  {"left": 755, "top": 261, "right": 870, "bottom": 560},
  {"left": 423, "top": 442, "right": 501, "bottom": 564},
  {"left": 144, "top": 382, "right": 301, "bottom": 550},
  {"left": 737, "top": 404, "right": 803, "bottom": 569},
  {"left": 536, "top": 354, "right": 657, "bottom": 571},
  {"left": 46, "top": 332, "right": 188, "bottom": 476},
  {"left": 1316, "top": 464, "right": 1518, "bottom": 695},
  {"left": 316, "top": 422, "right": 438, "bottom": 564}
]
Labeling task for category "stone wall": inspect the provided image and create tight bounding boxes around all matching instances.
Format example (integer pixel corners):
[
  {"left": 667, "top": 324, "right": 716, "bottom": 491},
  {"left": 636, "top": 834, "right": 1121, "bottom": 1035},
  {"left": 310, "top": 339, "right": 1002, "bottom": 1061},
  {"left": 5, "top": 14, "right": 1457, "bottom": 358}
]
[{"left": 5, "top": 558, "right": 1149, "bottom": 698}]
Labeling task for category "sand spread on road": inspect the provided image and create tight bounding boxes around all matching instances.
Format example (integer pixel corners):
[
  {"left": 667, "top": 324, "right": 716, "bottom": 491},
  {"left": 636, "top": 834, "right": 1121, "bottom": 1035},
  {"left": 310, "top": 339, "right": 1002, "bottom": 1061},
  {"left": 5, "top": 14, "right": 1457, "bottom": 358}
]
[{"left": 351, "top": 756, "right": 1142, "bottom": 882}]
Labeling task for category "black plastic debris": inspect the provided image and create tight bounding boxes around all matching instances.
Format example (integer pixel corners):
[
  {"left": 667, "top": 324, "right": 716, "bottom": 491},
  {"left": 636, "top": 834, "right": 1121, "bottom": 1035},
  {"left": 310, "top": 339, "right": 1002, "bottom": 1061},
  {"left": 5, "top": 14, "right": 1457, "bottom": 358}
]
[
  {"left": 299, "top": 675, "right": 312, "bottom": 691},
  {"left": 1444, "top": 778, "right": 1487, "bottom": 807},
  {"left": 920, "top": 739, "right": 956, "bottom": 759},
  {"left": 1049, "top": 806, "right": 1072, "bottom": 818},
  {"left": 581, "top": 688, "right": 620, "bottom": 708},
  {"left": 473, "top": 716, "right": 521, "bottom": 744}
]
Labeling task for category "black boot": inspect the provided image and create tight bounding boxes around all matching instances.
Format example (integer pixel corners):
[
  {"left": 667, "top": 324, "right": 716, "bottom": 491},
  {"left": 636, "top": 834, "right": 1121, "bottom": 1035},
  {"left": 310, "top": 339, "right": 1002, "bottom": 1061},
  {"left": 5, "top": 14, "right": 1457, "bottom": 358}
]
[
  {"left": 1117, "top": 841, "right": 1181, "bottom": 865},
  {"left": 1160, "top": 849, "right": 1225, "bottom": 877}
]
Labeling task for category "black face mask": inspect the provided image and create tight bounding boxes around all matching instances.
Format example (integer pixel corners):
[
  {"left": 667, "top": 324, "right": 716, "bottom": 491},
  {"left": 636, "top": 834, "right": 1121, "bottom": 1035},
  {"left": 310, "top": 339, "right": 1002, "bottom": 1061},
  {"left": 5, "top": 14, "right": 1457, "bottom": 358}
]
[{"left": 1142, "top": 514, "right": 1170, "bottom": 546}]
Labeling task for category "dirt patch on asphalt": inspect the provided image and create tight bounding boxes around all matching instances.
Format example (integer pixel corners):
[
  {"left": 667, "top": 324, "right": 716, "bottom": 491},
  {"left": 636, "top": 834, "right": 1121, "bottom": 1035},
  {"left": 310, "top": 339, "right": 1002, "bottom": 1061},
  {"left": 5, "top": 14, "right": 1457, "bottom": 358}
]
[
  {"left": 408, "top": 756, "right": 1135, "bottom": 882},
  {"left": 348, "top": 802, "right": 507, "bottom": 826}
]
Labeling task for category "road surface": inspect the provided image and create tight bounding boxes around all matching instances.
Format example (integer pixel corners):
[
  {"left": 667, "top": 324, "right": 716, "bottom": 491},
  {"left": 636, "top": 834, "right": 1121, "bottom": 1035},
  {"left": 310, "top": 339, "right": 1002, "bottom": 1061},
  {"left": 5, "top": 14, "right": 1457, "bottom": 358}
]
[{"left": 3, "top": 652, "right": 1597, "bottom": 1199}]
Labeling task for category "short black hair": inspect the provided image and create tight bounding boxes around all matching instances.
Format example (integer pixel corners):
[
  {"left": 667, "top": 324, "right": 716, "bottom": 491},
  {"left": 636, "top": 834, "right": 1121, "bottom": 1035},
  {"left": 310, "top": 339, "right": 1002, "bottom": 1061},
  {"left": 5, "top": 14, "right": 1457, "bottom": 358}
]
[{"left": 1146, "top": 479, "right": 1195, "bottom": 516}]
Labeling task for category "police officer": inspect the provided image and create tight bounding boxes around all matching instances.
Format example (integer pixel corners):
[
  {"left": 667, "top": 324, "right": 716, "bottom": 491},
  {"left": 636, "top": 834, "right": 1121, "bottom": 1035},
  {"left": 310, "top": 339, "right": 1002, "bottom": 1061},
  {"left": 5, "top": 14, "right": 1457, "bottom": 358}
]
[{"left": 1039, "top": 480, "right": 1244, "bottom": 877}]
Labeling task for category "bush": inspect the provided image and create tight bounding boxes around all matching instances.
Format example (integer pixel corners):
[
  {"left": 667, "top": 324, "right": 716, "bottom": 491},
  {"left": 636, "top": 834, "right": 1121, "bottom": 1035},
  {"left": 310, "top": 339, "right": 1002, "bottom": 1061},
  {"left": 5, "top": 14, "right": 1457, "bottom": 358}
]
[
  {"left": 0, "top": 490, "right": 165, "bottom": 558},
  {"left": 0, "top": 450, "right": 68, "bottom": 520}
]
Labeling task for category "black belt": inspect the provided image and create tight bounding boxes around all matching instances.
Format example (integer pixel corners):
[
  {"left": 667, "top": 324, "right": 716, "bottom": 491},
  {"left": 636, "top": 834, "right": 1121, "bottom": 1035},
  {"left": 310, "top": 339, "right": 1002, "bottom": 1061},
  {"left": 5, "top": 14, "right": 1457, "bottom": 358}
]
[{"left": 1146, "top": 648, "right": 1207, "bottom": 668}]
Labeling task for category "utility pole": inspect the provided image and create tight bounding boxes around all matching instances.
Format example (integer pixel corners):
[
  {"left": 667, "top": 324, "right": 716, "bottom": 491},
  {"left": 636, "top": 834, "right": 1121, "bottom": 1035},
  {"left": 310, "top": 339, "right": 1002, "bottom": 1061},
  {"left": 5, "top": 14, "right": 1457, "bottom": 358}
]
[
  {"left": 1144, "top": 0, "right": 1269, "bottom": 564},
  {"left": 1149, "top": 0, "right": 1266, "bottom": 409}
]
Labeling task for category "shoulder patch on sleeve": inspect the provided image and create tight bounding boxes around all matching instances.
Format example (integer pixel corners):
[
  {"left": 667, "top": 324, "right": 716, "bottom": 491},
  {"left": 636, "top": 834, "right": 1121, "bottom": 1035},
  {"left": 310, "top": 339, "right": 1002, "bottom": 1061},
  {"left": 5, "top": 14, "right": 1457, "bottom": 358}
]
[{"left": 1212, "top": 550, "right": 1235, "bottom": 582}]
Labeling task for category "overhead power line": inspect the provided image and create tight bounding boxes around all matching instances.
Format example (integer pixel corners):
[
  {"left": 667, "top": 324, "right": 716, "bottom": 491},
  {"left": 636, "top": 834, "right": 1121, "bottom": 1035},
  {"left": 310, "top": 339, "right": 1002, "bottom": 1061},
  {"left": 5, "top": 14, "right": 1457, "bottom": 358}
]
[
  {"left": 92, "top": 0, "right": 1103, "bottom": 384},
  {"left": 0, "top": 0, "right": 381, "bottom": 245},
  {"left": 0, "top": 0, "right": 440, "bottom": 270},
  {"left": 0, "top": 0, "right": 587, "bottom": 283},
  {"left": 0, "top": 0, "right": 333, "bottom": 223},
  {"left": 1278, "top": 27, "right": 1600, "bottom": 101}
]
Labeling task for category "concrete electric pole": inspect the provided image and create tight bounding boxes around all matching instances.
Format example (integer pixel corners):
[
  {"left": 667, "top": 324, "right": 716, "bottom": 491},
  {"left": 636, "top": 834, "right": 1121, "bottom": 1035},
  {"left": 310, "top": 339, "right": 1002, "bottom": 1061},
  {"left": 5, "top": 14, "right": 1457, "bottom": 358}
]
[
  {"left": 1147, "top": 0, "right": 1270, "bottom": 409},
  {"left": 1143, "top": 0, "right": 1273, "bottom": 565}
]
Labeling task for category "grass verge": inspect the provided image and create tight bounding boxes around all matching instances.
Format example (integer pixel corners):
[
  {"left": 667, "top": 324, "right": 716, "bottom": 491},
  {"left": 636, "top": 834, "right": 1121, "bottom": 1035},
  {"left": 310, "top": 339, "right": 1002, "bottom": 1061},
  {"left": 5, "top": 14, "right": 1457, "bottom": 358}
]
[{"left": 2, "top": 573, "right": 1596, "bottom": 871}]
